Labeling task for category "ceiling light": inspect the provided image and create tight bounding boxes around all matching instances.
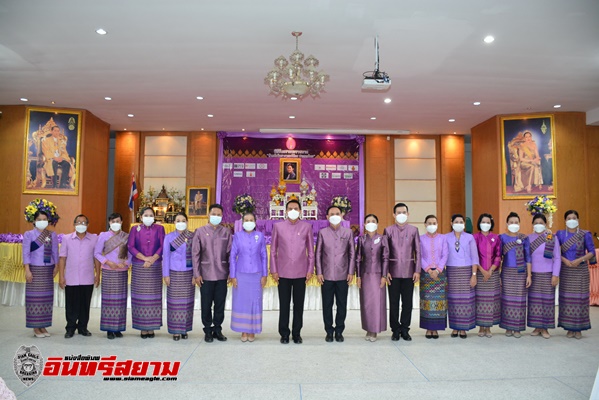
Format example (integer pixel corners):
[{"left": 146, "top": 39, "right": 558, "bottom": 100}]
[
  {"left": 96, "top": 28, "right": 107, "bottom": 35},
  {"left": 51, "top": 101, "right": 55, "bottom": 104},
  {"left": 483, "top": 35, "right": 494, "bottom": 43},
  {"left": 264, "top": 31, "right": 329, "bottom": 99},
  {"left": 20, "top": 98, "right": 28, "bottom": 102},
  {"left": 553, "top": 104, "right": 561, "bottom": 108},
  {"left": 162, "top": 128, "right": 165, "bottom": 131},
  {"left": 196, "top": 96, "right": 204, "bottom": 100},
  {"left": 448, "top": 118, "right": 455, "bottom": 122},
  {"left": 124, "top": 128, "right": 127, "bottom": 131},
  {"left": 104, "top": 97, "right": 112, "bottom": 101},
  {"left": 290, "top": 97, "right": 298, "bottom": 101},
  {"left": 241, "top": 129, "right": 245, "bottom": 131},
  {"left": 370, "top": 117, "right": 377, "bottom": 120},
  {"left": 207, "top": 114, "right": 214, "bottom": 118},
  {"left": 127, "top": 114, "right": 134, "bottom": 117},
  {"left": 201, "top": 128, "right": 204, "bottom": 131},
  {"left": 473, "top": 101, "right": 481, "bottom": 106},
  {"left": 289, "top": 116, "right": 296, "bottom": 119},
  {"left": 453, "top": 132, "right": 457, "bottom": 134},
  {"left": 384, "top": 98, "right": 392, "bottom": 104}
]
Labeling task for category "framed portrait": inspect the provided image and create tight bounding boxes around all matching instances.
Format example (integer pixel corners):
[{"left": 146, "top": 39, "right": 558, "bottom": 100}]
[
  {"left": 501, "top": 115, "right": 556, "bottom": 199},
  {"left": 280, "top": 158, "right": 301, "bottom": 184},
  {"left": 187, "top": 186, "right": 210, "bottom": 217},
  {"left": 23, "top": 108, "right": 82, "bottom": 195}
]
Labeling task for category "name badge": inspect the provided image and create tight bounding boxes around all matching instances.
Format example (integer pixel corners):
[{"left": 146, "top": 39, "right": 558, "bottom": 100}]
[
  {"left": 254, "top": 235, "right": 259, "bottom": 242},
  {"left": 374, "top": 238, "right": 381, "bottom": 244}
]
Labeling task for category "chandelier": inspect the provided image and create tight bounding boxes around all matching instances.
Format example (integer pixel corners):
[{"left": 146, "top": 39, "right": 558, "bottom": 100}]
[{"left": 264, "top": 31, "right": 329, "bottom": 99}]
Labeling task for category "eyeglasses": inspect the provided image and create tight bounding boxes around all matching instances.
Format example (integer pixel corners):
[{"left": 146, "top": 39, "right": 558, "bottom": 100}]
[{"left": 75, "top": 221, "right": 88, "bottom": 226}]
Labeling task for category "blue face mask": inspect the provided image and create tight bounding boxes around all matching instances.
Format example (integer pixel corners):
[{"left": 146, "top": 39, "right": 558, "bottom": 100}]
[{"left": 209, "top": 215, "right": 222, "bottom": 226}]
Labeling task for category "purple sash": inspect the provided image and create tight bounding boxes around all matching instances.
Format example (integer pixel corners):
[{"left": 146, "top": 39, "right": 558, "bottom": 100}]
[
  {"left": 170, "top": 230, "right": 194, "bottom": 269},
  {"left": 503, "top": 234, "right": 526, "bottom": 273},
  {"left": 103, "top": 231, "right": 129, "bottom": 260},
  {"left": 561, "top": 229, "right": 596, "bottom": 263},
  {"left": 30, "top": 230, "right": 53, "bottom": 264},
  {"left": 530, "top": 233, "right": 555, "bottom": 260}
]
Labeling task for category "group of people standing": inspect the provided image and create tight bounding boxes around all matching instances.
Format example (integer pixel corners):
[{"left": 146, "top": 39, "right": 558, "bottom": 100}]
[{"left": 22, "top": 200, "right": 595, "bottom": 343}]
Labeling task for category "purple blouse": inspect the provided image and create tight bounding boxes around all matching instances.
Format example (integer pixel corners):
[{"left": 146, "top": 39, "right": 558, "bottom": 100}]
[
  {"left": 229, "top": 230, "right": 268, "bottom": 278},
  {"left": 528, "top": 233, "right": 561, "bottom": 275},
  {"left": 499, "top": 234, "right": 531, "bottom": 268},
  {"left": 127, "top": 224, "right": 165, "bottom": 261},
  {"left": 22, "top": 229, "right": 59, "bottom": 266},
  {"left": 555, "top": 230, "right": 595, "bottom": 261},
  {"left": 473, "top": 232, "right": 501, "bottom": 271},
  {"left": 444, "top": 232, "right": 479, "bottom": 267},
  {"left": 162, "top": 231, "right": 194, "bottom": 276},
  {"left": 420, "top": 233, "right": 449, "bottom": 272},
  {"left": 94, "top": 231, "right": 131, "bottom": 271}
]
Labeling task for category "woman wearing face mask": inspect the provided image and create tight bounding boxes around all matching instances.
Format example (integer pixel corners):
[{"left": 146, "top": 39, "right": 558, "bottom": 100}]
[
  {"left": 229, "top": 212, "right": 267, "bottom": 342},
  {"left": 127, "top": 207, "right": 165, "bottom": 339},
  {"left": 419, "top": 215, "right": 449, "bottom": 339},
  {"left": 94, "top": 213, "right": 131, "bottom": 339},
  {"left": 499, "top": 212, "right": 532, "bottom": 338},
  {"left": 473, "top": 213, "right": 501, "bottom": 338},
  {"left": 527, "top": 213, "right": 560, "bottom": 339},
  {"left": 445, "top": 214, "right": 479, "bottom": 338},
  {"left": 356, "top": 214, "right": 389, "bottom": 341},
  {"left": 162, "top": 212, "right": 196, "bottom": 341},
  {"left": 556, "top": 210, "right": 596, "bottom": 339},
  {"left": 22, "top": 210, "right": 59, "bottom": 338}
]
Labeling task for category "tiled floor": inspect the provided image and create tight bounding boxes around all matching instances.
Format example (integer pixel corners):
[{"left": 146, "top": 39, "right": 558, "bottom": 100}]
[{"left": 1, "top": 306, "right": 598, "bottom": 399}]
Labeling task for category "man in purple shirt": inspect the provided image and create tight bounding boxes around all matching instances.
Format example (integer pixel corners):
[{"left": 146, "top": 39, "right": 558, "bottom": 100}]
[
  {"left": 316, "top": 206, "right": 356, "bottom": 343},
  {"left": 192, "top": 204, "right": 232, "bottom": 343},
  {"left": 271, "top": 200, "right": 315, "bottom": 344},
  {"left": 384, "top": 202, "right": 421, "bottom": 341},
  {"left": 58, "top": 214, "right": 100, "bottom": 338}
]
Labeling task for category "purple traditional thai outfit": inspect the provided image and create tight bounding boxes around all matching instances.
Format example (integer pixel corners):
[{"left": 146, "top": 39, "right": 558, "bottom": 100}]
[
  {"left": 556, "top": 229, "right": 595, "bottom": 332},
  {"left": 95, "top": 230, "right": 131, "bottom": 333},
  {"left": 473, "top": 232, "right": 502, "bottom": 327},
  {"left": 419, "top": 233, "right": 449, "bottom": 331},
  {"left": 527, "top": 232, "right": 561, "bottom": 329},
  {"left": 22, "top": 229, "right": 59, "bottom": 328},
  {"left": 356, "top": 233, "right": 389, "bottom": 333},
  {"left": 128, "top": 223, "right": 165, "bottom": 331},
  {"left": 163, "top": 230, "right": 196, "bottom": 335},
  {"left": 499, "top": 234, "right": 531, "bottom": 332},
  {"left": 229, "top": 230, "right": 267, "bottom": 334},
  {"left": 445, "top": 231, "right": 479, "bottom": 331}
]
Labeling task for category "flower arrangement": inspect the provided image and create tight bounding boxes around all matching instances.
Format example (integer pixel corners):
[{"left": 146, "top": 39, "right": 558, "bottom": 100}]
[
  {"left": 272, "top": 193, "right": 285, "bottom": 205},
  {"left": 233, "top": 193, "right": 256, "bottom": 215},
  {"left": 330, "top": 195, "right": 352, "bottom": 214},
  {"left": 525, "top": 196, "right": 557, "bottom": 216},
  {"left": 24, "top": 198, "right": 60, "bottom": 226}
]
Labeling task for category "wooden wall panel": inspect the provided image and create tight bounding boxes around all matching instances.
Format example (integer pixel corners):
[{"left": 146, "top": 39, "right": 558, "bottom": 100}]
[
  {"left": 364, "top": 135, "right": 394, "bottom": 230},
  {"left": 585, "top": 125, "right": 599, "bottom": 246},
  {"left": 114, "top": 131, "right": 140, "bottom": 228},
  {"left": 188, "top": 131, "right": 217, "bottom": 204},
  {"left": 440, "top": 135, "right": 465, "bottom": 233}
]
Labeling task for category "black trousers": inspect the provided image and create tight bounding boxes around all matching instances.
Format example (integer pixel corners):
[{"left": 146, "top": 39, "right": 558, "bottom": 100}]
[
  {"left": 321, "top": 280, "right": 349, "bottom": 335},
  {"left": 200, "top": 279, "right": 227, "bottom": 335},
  {"left": 65, "top": 285, "right": 93, "bottom": 333},
  {"left": 278, "top": 277, "right": 306, "bottom": 338},
  {"left": 388, "top": 277, "right": 414, "bottom": 333}
]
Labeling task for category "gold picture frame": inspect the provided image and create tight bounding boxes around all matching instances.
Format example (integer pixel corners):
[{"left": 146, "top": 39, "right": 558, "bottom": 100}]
[
  {"left": 23, "top": 108, "right": 82, "bottom": 195},
  {"left": 500, "top": 114, "right": 556, "bottom": 199},
  {"left": 187, "top": 186, "right": 211, "bottom": 217},
  {"left": 280, "top": 158, "right": 301, "bottom": 184}
]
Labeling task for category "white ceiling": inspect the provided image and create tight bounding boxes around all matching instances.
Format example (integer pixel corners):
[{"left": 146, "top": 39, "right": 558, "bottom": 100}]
[{"left": 1, "top": 0, "right": 598, "bottom": 134}]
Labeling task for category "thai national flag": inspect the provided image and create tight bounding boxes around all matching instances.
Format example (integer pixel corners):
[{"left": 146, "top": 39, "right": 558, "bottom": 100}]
[{"left": 128, "top": 173, "right": 139, "bottom": 210}]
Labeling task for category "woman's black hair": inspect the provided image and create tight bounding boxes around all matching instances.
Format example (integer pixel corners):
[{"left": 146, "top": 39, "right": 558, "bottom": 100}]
[
  {"left": 364, "top": 213, "right": 378, "bottom": 223},
  {"left": 477, "top": 213, "right": 495, "bottom": 231},
  {"left": 532, "top": 213, "right": 546, "bottom": 224},
  {"left": 564, "top": 209, "right": 579, "bottom": 220},
  {"left": 506, "top": 212, "right": 520, "bottom": 223},
  {"left": 140, "top": 206, "right": 155, "bottom": 216},
  {"left": 451, "top": 213, "right": 465, "bottom": 223},
  {"left": 424, "top": 214, "right": 437, "bottom": 224}
]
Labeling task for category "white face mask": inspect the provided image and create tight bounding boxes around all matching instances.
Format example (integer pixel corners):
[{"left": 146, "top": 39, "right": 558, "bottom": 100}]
[
  {"left": 209, "top": 215, "right": 222, "bottom": 226},
  {"left": 287, "top": 209, "right": 300, "bottom": 220},
  {"left": 480, "top": 223, "right": 492, "bottom": 233},
  {"left": 395, "top": 214, "right": 408, "bottom": 224},
  {"left": 142, "top": 216, "right": 154, "bottom": 226},
  {"left": 35, "top": 220, "right": 49, "bottom": 230},
  {"left": 566, "top": 219, "right": 579, "bottom": 229},
  {"left": 426, "top": 224, "right": 438, "bottom": 234},
  {"left": 75, "top": 225, "right": 87, "bottom": 233},
  {"left": 508, "top": 224, "right": 520, "bottom": 233},
  {"left": 365, "top": 222, "right": 378, "bottom": 233},
  {"left": 175, "top": 222, "right": 187, "bottom": 231},
  {"left": 110, "top": 223, "right": 122, "bottom": 232},
  {"left": 533, "top": 224, "right": 546, "bottom": 234},
  {"left": 452, "top": 223, "right": 465, "bottom": 233},
  {"left": 329, "top": 215, "right": 342, "bottom": 225},
  {"left": 243, "top": 221, "right": 256, "bottom": 231}
]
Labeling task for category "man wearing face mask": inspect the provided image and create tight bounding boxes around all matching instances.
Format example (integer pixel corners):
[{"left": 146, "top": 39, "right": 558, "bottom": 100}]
[
  {"left": 271, "top": 200, "right": 315, "bottom": 344},
  {"left": 384, "top": 202, "right": 421, "bottom": 341},
  {"left": 315, "top": 206, "right": 356, "bottom": 342},
  {"left": 192, "top": 204, "right": 232, "bottom": 343},
  {"left": 58, "top": 214, "right": 100, "bottom": 338}
]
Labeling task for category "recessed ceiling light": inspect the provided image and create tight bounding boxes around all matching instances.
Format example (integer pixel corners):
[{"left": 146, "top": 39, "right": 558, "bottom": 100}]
[
  {"left": 448, "top": 118, "right": 455, "bottom": 122},
  {"left": 370, "top": 117, "right": 377, "bottom": 120},
  {"left": 384, "top": 98, "right": 392, "bottom": 104},
  {"left": 127, "top": 114, "right": 134, "bottom": 117},
  {"left": 162, "top": 128, "right": 165, "bottom": 131},
  {"left": 201, "top": 128, "right": 204, "bottom": 131},
  {"left": 553, "top": 104, "right": 561, "bottom": 108},
  {"left": 289, "top": 116, "right": 295, "bottom": 119},
  {"left": 483, "top": 35, "right": 494, "bottom": 43},
  {"left": 124, "top": 128, "right": 127, "bottom": 131},
  {"left": 207, "top": 114, "right": 214, "bottom": 118},
  {"left": 20, "top": 98, "right": 28, "bottom": 102},
  {"left": 453, "top": 132, "right": 457, "bottom": 135},
  {"left": 104, "top": 97, "right": 112, "bottom": 101},
  {"left": 241, "top": 129, "right": 245, "bottom": 131},
  {"left": 473, "top": 101, "right": 481, "bottom": 106},
  {"left": 96, "top": 28, "right": 107, "bottom": 35},
  {"left": 196, "top": 96, "right": 204, "bottom": 100},
  {"left": 51, "top": 101, "right": 55, "bottom": 105},
  {"left": 290, "top": 97, "right": 298, "bottom": 101}
]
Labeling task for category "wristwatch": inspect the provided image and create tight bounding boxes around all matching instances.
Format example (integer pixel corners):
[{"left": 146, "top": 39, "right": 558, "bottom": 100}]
[{"left": 472, "top": 272, "right": 476, "bottom": 276}]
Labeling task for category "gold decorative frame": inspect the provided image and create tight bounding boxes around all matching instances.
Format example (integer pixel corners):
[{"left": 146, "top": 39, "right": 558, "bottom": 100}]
[
  {"left": 500, "top": 114, "right": 556, "bottom": 199},
  {"left": 187, "top": 186, "right": 211, "bottom": 218},
  {"left": 23, "top": 108, "right": 82, "bottom": 195},
  {"left": 280, "top": 158, "right": 301, "bottom": 184}
]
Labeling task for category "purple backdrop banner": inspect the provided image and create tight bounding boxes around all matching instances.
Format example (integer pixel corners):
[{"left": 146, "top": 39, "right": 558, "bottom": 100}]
[{"left": 217, "top": 133, "right": 362, "bottom": 225}]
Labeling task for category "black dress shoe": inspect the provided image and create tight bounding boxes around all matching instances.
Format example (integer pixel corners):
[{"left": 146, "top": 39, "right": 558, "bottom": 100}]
[
  {"left": 204, "top": 334, "right": 214, "bottom": 343},
  {"left": 325, "top": 334, "right": 333, "bottom": 342},
  {"left": 425, "top": 333, "right": 432, "bottom": 339},
  {"left": 107, "top": 332, "right": 115, "bottom": 340},
  {"left": 115, "top": 331, "right": 123, "bottom": 338},
  {"left": 292, "top": 336, "right": 303, "bottom": 344},
  {"left": 79, "top": 329, "right": 92, "bottom": 337},
  {"left": 181, "top": 333, "right": 188, "bottom": 340},
  {"left": 173, "top": 335, "right": 180, "bottom": 341},
  {"left": 451, "top": 332, "right": 459, "bottom": 338},
  {"left": 335, "top": 334, "right": 344, "bottom": 342},
  {"left": 400, "top": 332, "right": 412, "bottom": 341},
  {"left": 459, "top": 332, "right": 467, "bottom": 339},
  {"left": 64, "top": 331, "right": 74, "bottom": 339},
  {"left": 147, "top": 331, "right": 155, "bottom": 338},
  {"left": 280, "top": 336, "right": 289, "bottom": 344},
  {"left": 391, "top": 332, "right": 400, "bottom": 341},
  {"left": 212, "top": 331, "right": 227, "bottom": 342},
  {"left": 432, "top": 333, "right": 439, "bottom": 339},
  {"left": 141, "top": 332, "right": 148, "bottom": 339}
]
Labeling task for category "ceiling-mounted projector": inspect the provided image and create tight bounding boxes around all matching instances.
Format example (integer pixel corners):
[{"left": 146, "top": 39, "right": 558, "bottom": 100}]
[{"left": 362, "top": 35, "right": 391, "bottom": 91}]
